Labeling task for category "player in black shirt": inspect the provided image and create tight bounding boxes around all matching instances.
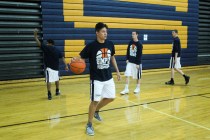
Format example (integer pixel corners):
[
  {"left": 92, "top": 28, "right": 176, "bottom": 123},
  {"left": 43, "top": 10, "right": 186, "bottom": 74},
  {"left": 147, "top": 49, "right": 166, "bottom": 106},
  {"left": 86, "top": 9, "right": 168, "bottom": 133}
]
[
  {"left": 34, "top": 29, "right": 69, "bottom": 100},
  {"left": 165, "top": 29, "right": 190, "bottom": 85},
  {"left": 71, "top": 22, "right": 121, "bottom": 136},
  {"left": 120, "top": 31, "right": 143, "bottom": 94}
]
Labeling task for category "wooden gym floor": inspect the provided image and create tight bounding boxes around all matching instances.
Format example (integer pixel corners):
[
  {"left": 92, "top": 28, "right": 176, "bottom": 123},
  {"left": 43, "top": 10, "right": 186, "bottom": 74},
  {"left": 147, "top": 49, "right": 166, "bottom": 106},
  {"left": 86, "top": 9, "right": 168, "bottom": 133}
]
[{"left": 0, "top": 65, "right": 209, "bottom": 140}]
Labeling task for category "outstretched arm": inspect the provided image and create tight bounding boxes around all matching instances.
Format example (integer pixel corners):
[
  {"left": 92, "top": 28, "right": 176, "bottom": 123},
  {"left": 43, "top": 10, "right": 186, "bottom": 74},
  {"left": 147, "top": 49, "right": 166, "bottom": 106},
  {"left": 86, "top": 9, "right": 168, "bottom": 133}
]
[{"left": 34, "top": 28, "right": 41, "bottom": 47}]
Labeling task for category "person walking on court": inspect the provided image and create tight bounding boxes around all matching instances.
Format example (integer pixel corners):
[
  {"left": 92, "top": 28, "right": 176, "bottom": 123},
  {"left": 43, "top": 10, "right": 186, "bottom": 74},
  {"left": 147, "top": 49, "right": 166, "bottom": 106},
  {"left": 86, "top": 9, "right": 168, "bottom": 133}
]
[
  {"left": 165, "top": 29, "right": 190, "bottom": 85},
  {"left": 34, "top": 29, "right": 69, "bottom": 100},
  {"left": 71, "top": 22, "right": 121, "bottom": 136},
  {"left": 120, "top": 31, "right": 143, "bottom": 94}
]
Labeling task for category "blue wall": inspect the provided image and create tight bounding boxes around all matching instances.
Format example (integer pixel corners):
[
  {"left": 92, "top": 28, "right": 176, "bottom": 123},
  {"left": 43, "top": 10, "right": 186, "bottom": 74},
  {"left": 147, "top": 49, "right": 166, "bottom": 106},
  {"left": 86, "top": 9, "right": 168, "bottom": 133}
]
[{"left": 41, "top": 0, "right": 199, "bottom": 76}]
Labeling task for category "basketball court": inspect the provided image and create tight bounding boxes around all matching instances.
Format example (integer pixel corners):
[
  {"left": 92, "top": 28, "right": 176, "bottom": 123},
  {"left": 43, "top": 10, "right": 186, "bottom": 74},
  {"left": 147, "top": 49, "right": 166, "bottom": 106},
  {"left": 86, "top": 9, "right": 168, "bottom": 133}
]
[
  {"left": 0, "top": 66, "right": 209, "bottom": 139},
  {"left": 1, "top": 0, "right": 210, "bottom": 139}
]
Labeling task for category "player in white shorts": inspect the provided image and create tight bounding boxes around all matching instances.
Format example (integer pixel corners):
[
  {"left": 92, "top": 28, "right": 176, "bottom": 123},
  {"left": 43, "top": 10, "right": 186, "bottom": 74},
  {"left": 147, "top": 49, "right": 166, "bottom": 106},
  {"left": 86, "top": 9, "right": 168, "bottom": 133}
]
[
  {"left": 165, "top": 29, "right": 190, "bottom": 85},
  {"left": 34, "top": 29, "right": 69, "bottom": 100},
  {"left": 121, "top": 31, "right": 143, "bottom": 94},
  {"left": 72, "top": 22, "right": 121, "bottom": 136}
]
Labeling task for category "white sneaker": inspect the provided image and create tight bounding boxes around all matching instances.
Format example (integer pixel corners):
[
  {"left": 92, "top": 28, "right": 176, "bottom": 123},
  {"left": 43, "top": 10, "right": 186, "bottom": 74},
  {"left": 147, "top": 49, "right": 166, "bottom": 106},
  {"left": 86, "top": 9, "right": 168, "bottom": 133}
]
[
  {"left": 120, "top": 89, "right": 129, "bottom": 95},
  {"left": 134, "top": 87, "right": 140, "bottom": 93}
]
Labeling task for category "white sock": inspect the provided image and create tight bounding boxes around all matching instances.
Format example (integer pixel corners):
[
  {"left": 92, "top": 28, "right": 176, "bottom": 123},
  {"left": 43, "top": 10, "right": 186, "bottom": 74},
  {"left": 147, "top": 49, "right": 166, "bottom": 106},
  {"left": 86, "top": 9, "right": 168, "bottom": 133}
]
[
  {"left": 125, "top": 84, "right": 129, "bottom": 90},
  {"left": 136, "top": 84, "right": 140, "bottom": 88}
]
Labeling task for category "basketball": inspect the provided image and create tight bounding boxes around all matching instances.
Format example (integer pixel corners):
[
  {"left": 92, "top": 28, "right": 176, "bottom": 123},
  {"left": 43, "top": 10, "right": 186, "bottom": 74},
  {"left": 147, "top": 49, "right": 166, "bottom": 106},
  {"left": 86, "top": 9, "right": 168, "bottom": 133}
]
[{"left": 70, "top": 59, "right": 86, "bottom": 74}]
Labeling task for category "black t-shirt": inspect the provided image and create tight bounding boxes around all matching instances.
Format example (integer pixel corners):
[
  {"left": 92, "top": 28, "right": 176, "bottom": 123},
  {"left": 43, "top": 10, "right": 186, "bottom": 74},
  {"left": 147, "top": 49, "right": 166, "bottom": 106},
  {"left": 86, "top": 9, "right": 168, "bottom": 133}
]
[
  {"left": 172, "top": 37, "right": 181, "bottom": 57},
  {"left": 41, "top": 44, "right": 63, "bottom": 71},
  {"left": 80, "top": 40, "right": 115, "bottom": 81},
  {"left": 126, "top": 40, "right": 143, "bottom": 65}
]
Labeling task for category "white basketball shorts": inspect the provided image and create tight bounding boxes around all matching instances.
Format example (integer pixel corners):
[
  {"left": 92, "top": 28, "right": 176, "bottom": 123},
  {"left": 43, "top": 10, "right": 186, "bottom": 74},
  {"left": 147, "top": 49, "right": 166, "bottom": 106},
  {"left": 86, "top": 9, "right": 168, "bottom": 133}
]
[
  {"left": 169, "top": 57, "right": 181, "bottom": 69},
  {"left": 90, "top": 78, "right": 116, "bottom": 102},
  {"left": 45, "top": 67, "right": 59, "bottom": 83},
  {"left": 124, "top": 62, "right": 142, "bottom": 79}
]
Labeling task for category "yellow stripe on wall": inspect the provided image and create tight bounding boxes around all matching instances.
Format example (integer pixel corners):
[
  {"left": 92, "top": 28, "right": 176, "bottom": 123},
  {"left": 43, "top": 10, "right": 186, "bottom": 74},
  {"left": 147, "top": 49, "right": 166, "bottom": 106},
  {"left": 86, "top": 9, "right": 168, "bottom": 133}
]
[
  {"left": 63, "top": 0, "right": 83, "bottom": 4},
  {"left": 63, "top": 10, "right": 83, "bottom": 16},
  {"left": 64, "top": 16, "right": 182, "bottom": 26},
  {"left": 176, "top": 7, "right": 188, "bottom": 12},
  {"left": 75, "top": 22, "right": 165, "bottom": 29},
  {"left": 74, "top": 22, "right": 187, "bottom": 31},
  {"left": 162, "top": 0, "right": 188, "bottom": 2},
  {"left": 118, "top": 0, "right": 188, "bottom": 12},
  {"left": 65, "top": 40, "right": 85, "bottom": 46},
  {"left": 63, "top": 4, "right": 83, "bottom": 10},
  {"left": 116, "top": 49, "right": 172, "bottom": 55}
]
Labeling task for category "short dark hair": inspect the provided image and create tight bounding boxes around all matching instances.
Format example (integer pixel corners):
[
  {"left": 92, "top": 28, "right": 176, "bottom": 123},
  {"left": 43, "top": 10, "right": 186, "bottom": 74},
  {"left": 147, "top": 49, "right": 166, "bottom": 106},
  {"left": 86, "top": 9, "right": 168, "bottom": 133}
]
[
  {"left": 132, "top": 31, "right": 139, "bottom": 35},
  {"left": 95, "top": 22, "right": 108, "bottom": 32},
  {"left": 173, "top": 29, "right": 178, "bottom": 34},
  {"left": 47, "top": 39, "right": 54, "bottom": 45}
]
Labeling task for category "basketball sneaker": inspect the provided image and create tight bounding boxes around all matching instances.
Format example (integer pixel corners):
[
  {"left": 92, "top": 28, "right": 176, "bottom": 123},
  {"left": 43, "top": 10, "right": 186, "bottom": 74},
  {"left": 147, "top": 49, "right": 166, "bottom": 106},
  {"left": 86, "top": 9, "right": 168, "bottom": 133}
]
[
  {"left": 55, "top": 89, "right": 60, "bottom": 96},
  {"left": 165, "top": 80, "right": 174, "bottom": 85},
  {"left": 120, "top": 89, "right": 129, "bottom": 95},
  {"left": 48, "top": 92, "right": 52, "bottom": 100},
  {"left": 86, "top": 123, "right": 94, "bottom": 136},
  {"left": 184, "top": 75, "right": 190, "bottom": 85},
  {"left": 134, "top": 87, "right": 140, "bottom": 93}
]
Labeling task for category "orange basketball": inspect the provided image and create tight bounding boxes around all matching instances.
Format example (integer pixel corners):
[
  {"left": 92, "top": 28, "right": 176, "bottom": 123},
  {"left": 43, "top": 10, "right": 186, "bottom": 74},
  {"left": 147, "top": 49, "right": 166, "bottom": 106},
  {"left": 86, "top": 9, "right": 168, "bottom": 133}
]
[{"left": 70, "top": 59, "right": 86, "bottom": 74}]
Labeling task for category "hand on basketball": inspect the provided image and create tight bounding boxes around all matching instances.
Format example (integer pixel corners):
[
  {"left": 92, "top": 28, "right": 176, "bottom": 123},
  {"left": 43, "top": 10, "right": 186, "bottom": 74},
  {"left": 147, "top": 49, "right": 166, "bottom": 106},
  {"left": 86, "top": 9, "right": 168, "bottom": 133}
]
[{"left": 71, "top": 57, "right": 81, "bottom": 63}]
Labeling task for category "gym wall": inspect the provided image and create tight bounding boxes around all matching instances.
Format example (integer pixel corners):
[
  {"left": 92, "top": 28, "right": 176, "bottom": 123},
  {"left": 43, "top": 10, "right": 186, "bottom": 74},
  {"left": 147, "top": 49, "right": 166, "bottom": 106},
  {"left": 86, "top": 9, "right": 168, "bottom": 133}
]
[
  {"left": 0, "top": 0, "right": 42, "bottom": 80},
  {"left": 42, "top": 0, "right": 199, "bottom": 76},
  {"left": 198, "top": 0, "right": 210, "bottom": 64},
  {"left": 0, "top": 0, "right": 203, "bottom": 80}
]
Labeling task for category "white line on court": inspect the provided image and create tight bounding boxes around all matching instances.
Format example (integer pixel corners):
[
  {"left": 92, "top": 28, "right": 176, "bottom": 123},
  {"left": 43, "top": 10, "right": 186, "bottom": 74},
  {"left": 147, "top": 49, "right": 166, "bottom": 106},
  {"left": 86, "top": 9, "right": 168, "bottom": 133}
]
[{"left": 117, "top": 96, "right": 210, "bottom": 131}]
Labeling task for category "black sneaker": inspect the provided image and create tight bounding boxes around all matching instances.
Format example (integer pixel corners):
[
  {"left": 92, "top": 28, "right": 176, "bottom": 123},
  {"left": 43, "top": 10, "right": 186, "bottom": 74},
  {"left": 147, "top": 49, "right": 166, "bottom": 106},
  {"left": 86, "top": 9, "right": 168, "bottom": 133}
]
[
  {"left": 185, "top": 76, "right": 190, "bottom": 85},
  {"left": 165, "top": 80, "right": 174, "bottom": 85},
  {"left": 48, "top": 93, "right": 52, "bottom": 100},
  {"left": 55, "top": 90, "right": 60, "bottom": 96}
]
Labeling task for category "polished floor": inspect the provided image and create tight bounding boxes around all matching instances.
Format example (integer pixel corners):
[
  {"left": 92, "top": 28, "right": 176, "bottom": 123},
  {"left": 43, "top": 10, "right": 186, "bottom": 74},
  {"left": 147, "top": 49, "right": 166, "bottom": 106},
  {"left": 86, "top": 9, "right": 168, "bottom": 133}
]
[{"left": 0, "top": 65, "right": 210, "bottom": 140}]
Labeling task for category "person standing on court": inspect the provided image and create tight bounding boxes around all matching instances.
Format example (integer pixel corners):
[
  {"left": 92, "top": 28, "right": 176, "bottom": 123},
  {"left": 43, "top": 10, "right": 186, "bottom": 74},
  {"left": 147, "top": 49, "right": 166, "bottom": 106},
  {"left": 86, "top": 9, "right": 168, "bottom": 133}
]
[
  {"left": 34, "top": 29, "right": 69, "bottom": 100},
  {"left": 165, "top": 29, "right": 190, "bottom": 85},
  {"left": 120, "top": 31, "right": 143, "bottom": 94},
  {"left": 71, "top": 22, "right": 121, "bottom": 136}
]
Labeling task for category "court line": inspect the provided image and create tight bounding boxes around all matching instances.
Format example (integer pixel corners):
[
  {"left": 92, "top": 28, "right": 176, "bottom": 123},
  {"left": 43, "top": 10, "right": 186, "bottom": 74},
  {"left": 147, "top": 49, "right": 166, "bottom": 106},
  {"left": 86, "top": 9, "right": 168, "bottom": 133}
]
[
  {"left": 199, "top": 95, "right": 210, "bottom": 99},
  {"left": 117, "top": 95, "right": 210, "bottom": 131},
  {"left": 0, "top": 112, "right": 89, "bottom": 128},
  {"left": 1, "top": 82, "right": 210, "bottom": 91},
  {"left": 0, "top": 92, "right": 209, "bottom": 129}
]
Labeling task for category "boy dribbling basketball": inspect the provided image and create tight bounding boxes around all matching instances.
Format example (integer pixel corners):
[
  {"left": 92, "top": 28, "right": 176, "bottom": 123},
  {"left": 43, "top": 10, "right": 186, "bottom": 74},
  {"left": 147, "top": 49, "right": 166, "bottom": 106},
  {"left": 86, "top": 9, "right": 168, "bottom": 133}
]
[{"left": 71, "top": 22, "right": 121, "bottom": 136}]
